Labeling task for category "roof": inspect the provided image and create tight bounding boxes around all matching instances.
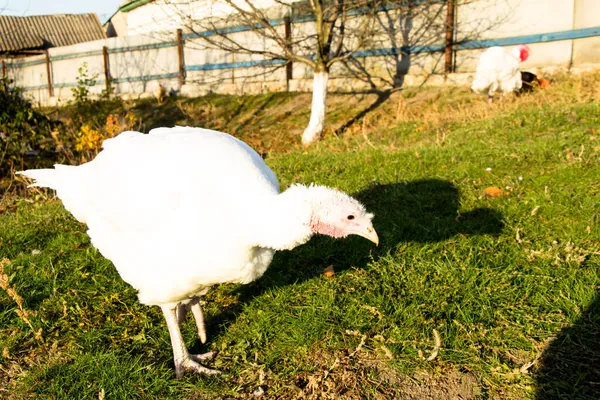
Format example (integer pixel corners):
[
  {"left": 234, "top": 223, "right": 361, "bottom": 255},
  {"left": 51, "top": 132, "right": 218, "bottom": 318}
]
[
  {"left": 119, "top": 0, "right": 155, "bottom": 13},
  {"left": 0, "top": 14, "right": 106, "bottom": 52}
]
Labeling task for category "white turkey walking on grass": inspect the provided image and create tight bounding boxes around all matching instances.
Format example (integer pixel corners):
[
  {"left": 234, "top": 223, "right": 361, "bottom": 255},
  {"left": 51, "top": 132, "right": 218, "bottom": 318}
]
[
  {"left": 18, "top": 127, "right": 379, "bottom": 378},
  {"left": 471, "top": 44, "right": 530, "bottom": 103}
]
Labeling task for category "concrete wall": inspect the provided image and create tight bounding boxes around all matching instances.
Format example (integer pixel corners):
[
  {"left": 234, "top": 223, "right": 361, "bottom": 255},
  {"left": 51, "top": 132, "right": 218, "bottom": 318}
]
[
  {"left": 573, "top": 0, "right": 600, "bottom": 64},
  {"left": 121, "top": 0, "right": 291, "bottom": 36},
  {"left": 455, "top": 0, "right": 576, "bottom": 72},
  {"left": 2, "top": 0, "right": 599, "bottom": 106}
]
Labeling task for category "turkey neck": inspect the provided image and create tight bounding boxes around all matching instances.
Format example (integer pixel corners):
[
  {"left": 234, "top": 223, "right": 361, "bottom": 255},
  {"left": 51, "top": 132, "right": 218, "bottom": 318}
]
[{"left": 253, "top": 184, "right": 314, "bottom": 251}]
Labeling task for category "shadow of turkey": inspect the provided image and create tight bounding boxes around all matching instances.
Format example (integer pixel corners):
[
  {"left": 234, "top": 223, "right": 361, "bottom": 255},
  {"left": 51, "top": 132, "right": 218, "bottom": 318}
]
[
  {"left": 534, "top": 291, "right": 600, "bottom": 400},
  {"left": 193, "top": 179, "right": 504, "bottom": 349}
]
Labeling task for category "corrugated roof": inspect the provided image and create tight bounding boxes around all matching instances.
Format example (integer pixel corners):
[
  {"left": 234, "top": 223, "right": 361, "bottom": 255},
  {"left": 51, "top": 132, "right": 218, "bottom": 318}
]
[{"left": 0, "top": 14, "right": 106, "bottom": 52}]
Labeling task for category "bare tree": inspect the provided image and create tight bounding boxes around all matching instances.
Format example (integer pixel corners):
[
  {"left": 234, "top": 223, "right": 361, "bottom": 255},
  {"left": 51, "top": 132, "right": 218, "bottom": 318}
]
[
  {"left": 155, "top": 0, "right": 515, "bottom": 143},
  {"left": 340, "top": 0, "right": 515, "bottom": 90},
  {"left": 163, "top": 0, "right": 388, "bottom": 145},
  {"left": 332, "top": 0, "right": 445, "bottom": 91}
]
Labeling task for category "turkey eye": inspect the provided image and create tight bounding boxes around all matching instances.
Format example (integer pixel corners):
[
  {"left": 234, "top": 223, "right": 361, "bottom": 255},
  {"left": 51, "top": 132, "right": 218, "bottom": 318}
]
[{"left": 347, "top": 215, "right": 355, "bottom": 220}]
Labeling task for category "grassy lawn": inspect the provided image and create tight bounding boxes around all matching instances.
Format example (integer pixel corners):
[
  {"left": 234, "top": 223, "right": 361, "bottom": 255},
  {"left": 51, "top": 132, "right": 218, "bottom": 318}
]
[{"left": 1, "top": 73, "right": 599, "bottom": 399}]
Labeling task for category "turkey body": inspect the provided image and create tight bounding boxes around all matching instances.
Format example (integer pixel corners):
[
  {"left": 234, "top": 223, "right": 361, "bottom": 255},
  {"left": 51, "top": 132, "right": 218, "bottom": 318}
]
[
  {"left": 471, "top": 46, "right": 524, "bottom": 98},
  {"left": 18, "top": 126, "right": 378, "bottom": 377},
  {"left": 26, "top": 128, "right": 280, "bottom": 305}
]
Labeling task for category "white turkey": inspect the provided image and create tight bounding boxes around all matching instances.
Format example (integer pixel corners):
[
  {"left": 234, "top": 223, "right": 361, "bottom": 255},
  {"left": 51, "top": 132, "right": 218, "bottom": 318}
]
[
  {"left": 18, "top": 127, "right": 378, "bottom": 377},
  {"left": 471, "top": 44, "right": 530, "bottom": 103}
]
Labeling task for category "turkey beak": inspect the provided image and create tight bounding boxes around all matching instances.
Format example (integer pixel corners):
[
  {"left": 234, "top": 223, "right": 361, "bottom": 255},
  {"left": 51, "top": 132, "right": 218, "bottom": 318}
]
[{"left": 358, "top": 225, "right": 379, "bottom": 246}]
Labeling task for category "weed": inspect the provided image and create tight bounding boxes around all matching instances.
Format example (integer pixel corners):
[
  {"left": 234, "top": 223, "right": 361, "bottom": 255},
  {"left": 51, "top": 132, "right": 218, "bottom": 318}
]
[
  {"left": 71, "top": 62, "right": 97, "bottom": 105},
  {"left": 74, "top": 113, "right": 138, "bottom": 162},
  {"left": 0, "top": 258, "right": 42, "bottom": 342}
]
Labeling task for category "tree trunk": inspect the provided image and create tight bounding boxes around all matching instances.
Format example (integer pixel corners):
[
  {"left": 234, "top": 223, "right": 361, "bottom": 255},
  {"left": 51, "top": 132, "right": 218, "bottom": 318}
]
[{"left": 302, "top": 70, "right": 329, "bottom": 145}]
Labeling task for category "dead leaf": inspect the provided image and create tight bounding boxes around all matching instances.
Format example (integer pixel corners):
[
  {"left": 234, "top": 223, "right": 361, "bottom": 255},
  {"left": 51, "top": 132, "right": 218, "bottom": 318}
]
[
  {"left": 323, "top": 265, "right": 335, "bottom": 278},
  {"left": 380, "top": 344, "right": 394, "bottom": 359},
  {"left": 418, "top": 329, "right": 442, "bottom": 361},
  {"left": 361, "top": 304, "right": 383, "bottom": 319},
  {"left": 483, "top": 186, "right": 504, "bottom": 198},
  {"left": 531, "top": 206, "right": 540, "bottom": 216},
  {"left": 426, "top": 329, "right": 442, "bottom": 361}
]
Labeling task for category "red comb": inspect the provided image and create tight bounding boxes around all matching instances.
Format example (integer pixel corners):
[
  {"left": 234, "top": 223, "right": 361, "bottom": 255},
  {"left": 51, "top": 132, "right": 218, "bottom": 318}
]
[{"left": 519, "top": 45, "right": 530, "bottom": 62}]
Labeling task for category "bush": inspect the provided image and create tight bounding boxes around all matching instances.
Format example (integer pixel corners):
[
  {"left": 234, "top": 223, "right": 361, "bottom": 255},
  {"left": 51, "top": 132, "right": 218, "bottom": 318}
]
[
  {"left": 71, "top": 63, "right": 97, "bottom": 105},
  {"left": 0, "top": 77, "right": 136, "bottom": 185},
  {"left": 73, "top": 113, "right": 138, "bottom": 162},
  {"left": 0, "top": 77, "right": 61, "bottom": 176},
  {"left": 68, "top": 63, "right": 123, "bottom": 130}
]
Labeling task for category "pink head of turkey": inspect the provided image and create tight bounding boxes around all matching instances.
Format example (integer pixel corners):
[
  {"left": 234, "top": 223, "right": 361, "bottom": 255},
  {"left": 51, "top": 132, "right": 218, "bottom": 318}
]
[{"left": 518, "top": 44, "right": 530, "bottom": 62}]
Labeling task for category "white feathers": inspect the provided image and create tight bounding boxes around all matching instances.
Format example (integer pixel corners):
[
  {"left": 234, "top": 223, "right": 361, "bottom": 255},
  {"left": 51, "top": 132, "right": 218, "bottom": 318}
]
[
  {"left": 18, "top": 126, "right": 379, "bottom": 376},
  {"left": 22, "top": 127, "right": 287, "bottom": 305},
  {"left": 18, "top": 127, "right": 369, "bottom": 306},
  {"left": 18, "top": 165, "right": 89, "bottom": 223},
  {"left": 471, "top": 46, "right": 524, "bottom": 98}
]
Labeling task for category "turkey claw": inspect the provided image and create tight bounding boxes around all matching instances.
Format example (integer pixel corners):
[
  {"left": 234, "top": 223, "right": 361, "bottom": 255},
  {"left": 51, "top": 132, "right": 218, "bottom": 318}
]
[
  {"left": 174, "top": 352, "right": 220, "bottom": 378},
  {"left": 190, "top": 351, "right": 217, "bottom": 362}
]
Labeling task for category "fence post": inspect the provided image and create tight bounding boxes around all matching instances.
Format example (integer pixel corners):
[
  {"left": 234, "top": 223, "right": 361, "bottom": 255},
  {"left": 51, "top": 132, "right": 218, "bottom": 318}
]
[
  {"left": 284, "top": 15, "right": 293, "bottom": 91},
  {"left": 568, "top": 0, "right": 577, "bottom": 69},
  {"left": 1, "top": 59, "right": 6, "bottom": 91},
  {"left": 177, "top": 29, "right": 185, "bottom": 88},
  {"left": 103, "top": 46, "right": 111, "bottom": 96},
  {"left": 444, "top": 0, "right": 456, "bottom": 76},
  {"left": 45, "top": 50, "right": 54, "bottom": 97},
  {"left": 231, "top": 53, "right": 235, "bottom": 83}
]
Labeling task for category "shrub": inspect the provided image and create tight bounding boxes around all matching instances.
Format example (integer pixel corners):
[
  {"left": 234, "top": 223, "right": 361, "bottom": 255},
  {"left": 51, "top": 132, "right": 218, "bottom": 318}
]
[
  {"left": 0, "top": 76, "right": 136, "bottom": 184},
  {"left": 67, "top": 63, "right": 124, "bottom": 130},
  {"left": 74, "top": 113, "right": 139, "bottom": 162},
  {"left": 71, "top": 62, "right": 97, "bottom": 105},
  {"left": 0, "top": 77, "right": 61, "bottom": 176}
]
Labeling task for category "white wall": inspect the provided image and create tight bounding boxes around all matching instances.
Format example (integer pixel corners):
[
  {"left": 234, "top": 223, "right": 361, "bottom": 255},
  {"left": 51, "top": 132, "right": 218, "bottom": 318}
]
[
  {"left": 123, "top": 0, "right": 291, "bottom": 36},
  {"left": 3, "top": 0, "right": 599, "bottom": 106},
  {"left": 573, "top": 0, "right": 600, "bottom": 64},
  {"left": 455, "top": 0, "right": 576, "bottom": 72}
]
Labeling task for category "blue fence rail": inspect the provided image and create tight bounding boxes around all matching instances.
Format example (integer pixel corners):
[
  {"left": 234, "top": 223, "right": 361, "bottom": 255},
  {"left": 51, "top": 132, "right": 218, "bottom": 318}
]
[{"left": 2, "top": 24, "right": 599, "bottom": 92}]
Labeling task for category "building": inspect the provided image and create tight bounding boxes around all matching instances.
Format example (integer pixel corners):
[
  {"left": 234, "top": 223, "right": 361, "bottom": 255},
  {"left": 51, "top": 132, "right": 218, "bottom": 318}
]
[
  {"left": 104, "top": 0, "right": 288, "bottom": 37},
  {"left": 0, "top": 14, "right": 106, "bottom": 58}
]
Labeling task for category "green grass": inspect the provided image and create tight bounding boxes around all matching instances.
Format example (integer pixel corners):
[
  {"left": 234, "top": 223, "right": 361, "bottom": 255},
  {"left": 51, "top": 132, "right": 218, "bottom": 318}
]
[{"left": 1, "top": 74, "right": 600, "bottom": 399}]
